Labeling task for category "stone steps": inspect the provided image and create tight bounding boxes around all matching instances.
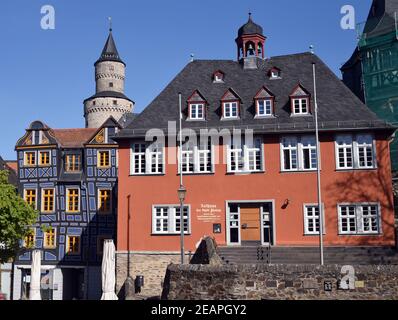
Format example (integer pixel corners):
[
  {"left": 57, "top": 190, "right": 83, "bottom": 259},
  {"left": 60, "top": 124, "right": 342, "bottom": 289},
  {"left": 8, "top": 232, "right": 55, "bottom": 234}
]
[{"left": 217, "top": 246, "right": 398, "bottom": 265}]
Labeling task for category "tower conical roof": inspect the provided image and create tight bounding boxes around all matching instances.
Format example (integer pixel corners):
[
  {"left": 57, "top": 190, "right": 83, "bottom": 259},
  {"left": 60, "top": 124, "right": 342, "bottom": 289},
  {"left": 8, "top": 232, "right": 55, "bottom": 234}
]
[
  {"left": 95, "top": 30, "right": 125, "bottom": 66},
  {"left": 238, "top": 13, "right": 263, "bottom": 37}
]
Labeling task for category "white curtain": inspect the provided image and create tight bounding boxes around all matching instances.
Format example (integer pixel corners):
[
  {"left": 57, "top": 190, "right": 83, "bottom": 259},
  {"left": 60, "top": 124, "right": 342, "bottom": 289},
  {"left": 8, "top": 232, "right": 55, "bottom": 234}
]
[
  {"left": 101, "top": 239, "right": 118, "bottom": 300},
  {"left": 29, "top": 250, "right": 41, "bottom": 300}
]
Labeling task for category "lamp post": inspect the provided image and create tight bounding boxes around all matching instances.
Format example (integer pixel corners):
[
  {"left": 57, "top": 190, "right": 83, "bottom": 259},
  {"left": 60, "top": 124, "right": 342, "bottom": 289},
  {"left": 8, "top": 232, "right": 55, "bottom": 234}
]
[
  {"left": 177, "top": 185, "right": 187, "bottom": 264},
  {"left": 312, "top": 53, "right": 324, "bottom": 266},
  {"left": 177, "top": 92, "right": 187, "bottom": 264}
]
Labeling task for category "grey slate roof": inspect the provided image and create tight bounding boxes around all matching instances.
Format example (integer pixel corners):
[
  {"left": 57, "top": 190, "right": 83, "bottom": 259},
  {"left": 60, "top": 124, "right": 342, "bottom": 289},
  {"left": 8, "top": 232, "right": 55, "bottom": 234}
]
[
  {"left": 238, "top": 14, "right": 263, "bottom": 37},
  {"left": 116, "top": 52, "right": 394, "bottom": 139},
  {"left": 95, "top": 31, "right": 125, "bottom": 66},
  {"left": 363, "top": 0, "right": 398, "bottom": 37}
]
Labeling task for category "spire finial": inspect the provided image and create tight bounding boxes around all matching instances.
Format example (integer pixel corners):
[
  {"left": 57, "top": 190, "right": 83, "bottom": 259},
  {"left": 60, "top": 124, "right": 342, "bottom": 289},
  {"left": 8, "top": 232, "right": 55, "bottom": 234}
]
[
  {"left": 108, "top": 16, "right": 112, "bottom": 32},
  {"left": 248, "top": 12, "right": 252, "bottom": 21}
]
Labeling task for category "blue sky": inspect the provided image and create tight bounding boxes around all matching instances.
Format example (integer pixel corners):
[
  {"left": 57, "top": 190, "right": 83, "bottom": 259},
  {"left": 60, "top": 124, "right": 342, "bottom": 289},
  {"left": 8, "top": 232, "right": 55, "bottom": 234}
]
[{"left": 0, "top": 0, "right": 371, "bottom": 160}]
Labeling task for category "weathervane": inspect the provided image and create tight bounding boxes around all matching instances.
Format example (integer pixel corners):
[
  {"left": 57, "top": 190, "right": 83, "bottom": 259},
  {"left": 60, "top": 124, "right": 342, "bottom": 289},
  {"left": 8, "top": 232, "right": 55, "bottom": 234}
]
[{"left": 108, "top": 16, "right": 112, "bottom": 32}]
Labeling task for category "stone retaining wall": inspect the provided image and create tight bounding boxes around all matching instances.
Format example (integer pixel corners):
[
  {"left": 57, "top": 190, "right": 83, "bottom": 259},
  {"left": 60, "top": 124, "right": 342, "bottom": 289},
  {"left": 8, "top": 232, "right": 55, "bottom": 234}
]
[
  {"left": 162, "top": 264, "right": 398, "bottom": 300},
  {"left": 116, "top": 252, "right": 189, "bottom": 298}
]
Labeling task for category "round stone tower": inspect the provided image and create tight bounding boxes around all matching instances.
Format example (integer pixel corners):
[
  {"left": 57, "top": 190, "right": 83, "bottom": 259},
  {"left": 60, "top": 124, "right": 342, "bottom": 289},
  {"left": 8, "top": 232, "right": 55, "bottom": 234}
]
[{"left": 84, "top": 28, "right": 134, "bottom": 128}]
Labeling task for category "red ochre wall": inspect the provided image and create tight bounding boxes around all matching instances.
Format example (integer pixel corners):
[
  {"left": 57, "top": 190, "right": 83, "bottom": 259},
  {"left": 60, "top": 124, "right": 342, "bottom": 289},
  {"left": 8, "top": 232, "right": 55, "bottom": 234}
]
[{"left": 117, "top": 132, "right": 395, "bottom": 252}]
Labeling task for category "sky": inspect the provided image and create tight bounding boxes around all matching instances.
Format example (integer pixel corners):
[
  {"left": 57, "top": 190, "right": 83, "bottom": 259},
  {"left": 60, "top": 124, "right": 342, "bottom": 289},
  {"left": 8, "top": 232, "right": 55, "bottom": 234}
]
[{"left": 0, "top": 0, "right": 372, "bottom": 160}]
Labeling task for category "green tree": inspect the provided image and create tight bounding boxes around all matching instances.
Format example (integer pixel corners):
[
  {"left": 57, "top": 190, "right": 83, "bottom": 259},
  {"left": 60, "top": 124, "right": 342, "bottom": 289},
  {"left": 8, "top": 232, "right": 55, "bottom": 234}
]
[{"left": 0, "top": 170, "right": 37, "bottom": 263}]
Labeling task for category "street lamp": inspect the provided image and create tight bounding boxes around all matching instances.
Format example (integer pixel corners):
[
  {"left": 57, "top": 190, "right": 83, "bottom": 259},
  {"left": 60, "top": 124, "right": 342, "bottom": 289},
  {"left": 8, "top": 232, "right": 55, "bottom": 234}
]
[{"left": 177, "top": 185, "right": 187, "bottom": 264}]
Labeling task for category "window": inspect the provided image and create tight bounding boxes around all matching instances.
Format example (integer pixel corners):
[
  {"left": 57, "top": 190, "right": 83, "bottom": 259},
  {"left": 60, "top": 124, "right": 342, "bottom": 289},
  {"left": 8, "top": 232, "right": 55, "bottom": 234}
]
[
  {"left": 109, "top": 82, "right": 114, "bottom": 88},
  {"left": 180, "top": 138, "right": 212, "bottom": 174},
  {"left": 281, "top": 137, "right": 298, "bottom": 170},
  {"left": 189, "top": 103, "right": 205, "bottom": 120},
  {"left": 130, "top": 142, "right": 164, "bottom": 175},
  {"left": 98, "top": 150, "right": 110, "bottom": 168},
  {"left": 97, "top": 236, "right": 112, "bottom": 255},
  {"left": 66, "top": 188, "right": 80, "bottom": 213},
  {"left": 65, "top": 155, "right": 81, "bottom": 172},
  {"left": 256, "top": 99, "right": 273, "bottom": 117},
  {"left": 39, "top": 151, "right": 51, "bottom": 166},
  {"left": 24, "top": 189, "right": 37, "bottom": 209},
  {"left": 24, "top": 230, "right": 35, "bottom": 248},
  {"left": 113, "top": 100, "right": 117, "bottom": 105},
  {"left": 356, "top": 134, "right": 374, "bottom": 169},
  {"left": 336, "top": 134, "right": 375, "bottom": 170},
  {"left": 131, "top": 143, "right": 146, "bottom": 174},
  {"left": 24, "top": 152, "right": 36, "bottom": 166},
  {"left": 66, "top": 236, "right": 80, "bottom": 255},
  {"left": 223, "top": 102, "right": 239, "bottom": 119},
  {"left": 304, "top": 205, "right": 325, "bottom": 235},
  {"left": 338, "top": 204, "right": 380, "bottom": 235},
  {"left": 98, "top": 189, "right": 112, "bottom": 214},
  {"left": 42, "top": 189, "right": 55, "bottom": 213},
  {"left": 152, "top": 205, "right": 190, "bottom": 235},
  {"left": 281, "top": 136, "right": 317, "bottom": 171},
  {"left": 227, "top": 137, "right": 262, "bottom": 173},
  {"left": 44, "top": 228, "right": 56, "bottom": 248},
  {"left": 292, "top": 98, "right": 309, "bottom": 115}
]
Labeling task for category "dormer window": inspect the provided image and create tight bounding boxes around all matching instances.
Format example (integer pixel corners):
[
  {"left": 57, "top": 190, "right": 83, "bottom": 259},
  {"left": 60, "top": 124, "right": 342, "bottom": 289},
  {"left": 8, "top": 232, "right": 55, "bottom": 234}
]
[
  {"left": 221, "top": 88, "right": 241, "bottom": 120},
  {"left": 290, "top": 84, "right": 311, "bottom": 116},
  {"left": 213, "top": 70, "right": 225, "bottom": 83},
  {"left": 223, "top": 102, "right": 239, "bottom": 118},
  {"left": 190, "top": 103, "right": 205, "bottom": 120},
  {"left": 254, "top": 86, "right": 275, "bottom": 117},
  {"left": 187, "top": 90, "right": 207, "bottom": 121},
  {"left": 292, "top": 98, "right": 309, "bottom": 115},
  {"left": 269, "top": 67, "right": 281, "bottom": 79},
  {"left": 257, "top": 99, "right": 273, "bottom": 116}
]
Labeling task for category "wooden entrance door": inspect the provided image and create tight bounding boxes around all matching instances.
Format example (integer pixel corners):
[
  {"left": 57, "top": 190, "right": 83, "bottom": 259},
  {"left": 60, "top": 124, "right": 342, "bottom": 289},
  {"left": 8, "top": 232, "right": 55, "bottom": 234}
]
[{"left": 240, "top": 206, "right": 261, "bottom": 241}]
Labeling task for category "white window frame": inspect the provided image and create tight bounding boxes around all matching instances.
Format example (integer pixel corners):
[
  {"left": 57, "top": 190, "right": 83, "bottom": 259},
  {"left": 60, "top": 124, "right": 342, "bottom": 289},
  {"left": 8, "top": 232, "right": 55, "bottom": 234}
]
[
  {"left": 338, "top": 203, "right": 381, "bottom": 235},
  {"left": 356, "top": 134, "right": 376, "bottom": 169},
  {"left": 303, "top": 204, "right": 325, "bottom": 235},
  {"left": 147, "top": 142, "right": 164, "bottom": 174},
  {"left": 335, "top": 134, "right": 376, "bottom": 170},
  {"left": 291, "top": 98, "right": 309, "bottom": 115},
  {"left": 130, "top": 142, "right": 164, "bottom": 175},
  {"left": 280, "top": 135, "right": 318, "bottom": 172},
  {"left": 189, "top": 103, "right": 205, "bottom": 120},
  {"left": 280, "top": 136, "right": 317, "bottom": 172},
  {"left": 301, "top": 136, "right": 318, "bottom": 171},
  {"left": 256, "top": 99, "right": 273, "bottom": 117},
  {"left": 38, "top": 150, "right": 51, "bottom": 166},
  {"left": 24, "top": 151, "right": 37, "bottom": 167},
  {"left": 223, "top": 102, "right": 239, "bottom": 119},
  {"left": 43, "top": 227, "right": 57, "bottom": 249},
  {"left": 227, "top": 137, "right": 263, "bottom": 173},
  {"left": 24, "top": 188, "right": 38, "bottom": 210},
  {"left": 41, "top": 188, "right": 56, "bottom": 213},
  {"left": 97, "top": 150, "right": 111, "bottom": 168},
  {"left": 179, "top": 138, "right": 213, "bottom": 174},
  {"left": 280, "top": 137, "right": 298, "bottom": 171},
  {"left": 152, "top": 205, "right": 191, "bottom": 235},
  {"left": 131, "top": 143, "right": 146, "bottom": 174},
  {"left": 65, "top": 187, "right": 81, "bottom": 213}
]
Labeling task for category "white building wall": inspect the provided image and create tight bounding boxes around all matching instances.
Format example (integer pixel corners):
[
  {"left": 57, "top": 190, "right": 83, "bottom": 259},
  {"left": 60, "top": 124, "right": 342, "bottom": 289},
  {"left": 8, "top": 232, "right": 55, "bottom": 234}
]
[
  {"left": 0, "top": 263, "right": 12, "bottom": 300},
  {"left": 12, "top": 265, "right": 22, "bottom": 300},
  {"left": 52, "top": 268, "right": 63, "bottom": 300}
]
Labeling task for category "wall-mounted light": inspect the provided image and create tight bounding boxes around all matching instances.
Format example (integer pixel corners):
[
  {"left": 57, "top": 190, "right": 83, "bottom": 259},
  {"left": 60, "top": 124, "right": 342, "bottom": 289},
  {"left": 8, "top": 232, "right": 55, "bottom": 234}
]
[{"left": 281, "top": 199, "right": 290, "bottom": 209}]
